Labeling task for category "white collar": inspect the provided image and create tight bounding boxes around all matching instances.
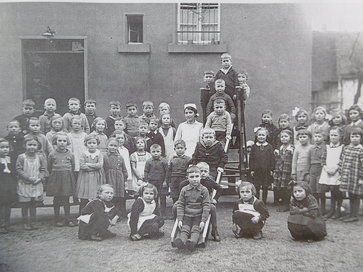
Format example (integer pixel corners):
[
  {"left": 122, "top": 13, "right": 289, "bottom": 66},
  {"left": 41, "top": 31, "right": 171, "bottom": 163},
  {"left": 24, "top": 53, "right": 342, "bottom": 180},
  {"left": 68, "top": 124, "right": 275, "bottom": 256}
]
[
  {"left": 220, "top": 66, "right": 232, "bottom": 74},
  {"left": 280, "top": 144, "right": 293, "bottom": 151},
  {"left": 0, "top": 156, "right": 11, "bottom": 173},
  {"left": 351, "top": 120, "right": 363, "bottom": 126},
  {"left": 256, "top": 142, "right": 268, "bottom": 146},
  {"left": 329, "top": 143, "right": 341, "bottom": 148}
]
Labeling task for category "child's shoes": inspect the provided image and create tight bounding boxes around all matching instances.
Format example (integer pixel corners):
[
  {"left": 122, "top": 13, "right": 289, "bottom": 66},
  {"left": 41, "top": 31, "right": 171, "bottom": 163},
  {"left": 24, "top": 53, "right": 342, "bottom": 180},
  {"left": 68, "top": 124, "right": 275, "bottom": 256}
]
[
  {"left": 185, "top": 239, "right": 196, "bottom": 251},
  {"left": 23, "top": 224, "right": 32, "bottom": 230},
  {"left": 174, "top": 237, "right": 184, "bottom": 249},
  {"left": 130, "top": 233, "right": 142, "bottom": 241},
  {"left": 331, "top": 210, "right": 341, "bottom": 219},
  {"left": 211, "top": 229, "right": 221, "bottom": 242},
  {"left": 0, "top": 227, "right": 8, "bottom": 234},
  {"left": 90, "top": 234, "right": 103, "bottom": 241},
  {"left": 253, "top": 231, "right": 263, "bottom": 240},
  {"left": 343, "top": 216, "right": 359, "bottom": 223},
  {"left": 55, "top": 221, "right": 64, "bottom": 227}
]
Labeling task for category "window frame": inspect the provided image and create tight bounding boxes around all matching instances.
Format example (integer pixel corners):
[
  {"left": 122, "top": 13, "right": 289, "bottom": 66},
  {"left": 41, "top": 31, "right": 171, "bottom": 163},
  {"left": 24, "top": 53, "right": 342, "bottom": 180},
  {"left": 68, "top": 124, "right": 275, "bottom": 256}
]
[
  {"left": 176, "top": 3, "right": 221, "bottom": 45},
  {"left": 126, "top": 14, "right": 144, "bottom": 44}
]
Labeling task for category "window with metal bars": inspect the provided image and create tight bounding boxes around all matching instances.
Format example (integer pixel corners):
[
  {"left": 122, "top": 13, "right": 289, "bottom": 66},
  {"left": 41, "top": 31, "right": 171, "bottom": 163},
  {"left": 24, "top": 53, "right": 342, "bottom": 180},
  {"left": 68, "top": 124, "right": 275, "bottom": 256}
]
[{"left": 177, "top": 3, "right": 220, "bottom": 45}]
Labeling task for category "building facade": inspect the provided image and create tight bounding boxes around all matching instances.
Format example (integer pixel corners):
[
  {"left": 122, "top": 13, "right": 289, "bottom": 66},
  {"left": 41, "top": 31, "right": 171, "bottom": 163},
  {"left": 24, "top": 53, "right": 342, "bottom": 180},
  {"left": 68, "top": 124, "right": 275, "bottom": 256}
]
[{"left": 0, "top": 3, "right": 312, "bottom": 139}]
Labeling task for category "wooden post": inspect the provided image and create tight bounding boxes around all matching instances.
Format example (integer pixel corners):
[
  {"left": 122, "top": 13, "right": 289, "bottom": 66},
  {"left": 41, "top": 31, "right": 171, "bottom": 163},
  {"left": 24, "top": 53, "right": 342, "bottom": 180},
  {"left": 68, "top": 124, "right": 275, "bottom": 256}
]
[
  {"left": 235, "top": 86, "right": 248, "bottom": 179},
  {"left": 200, "top": 87, "right": 210, "bottom": 125}
]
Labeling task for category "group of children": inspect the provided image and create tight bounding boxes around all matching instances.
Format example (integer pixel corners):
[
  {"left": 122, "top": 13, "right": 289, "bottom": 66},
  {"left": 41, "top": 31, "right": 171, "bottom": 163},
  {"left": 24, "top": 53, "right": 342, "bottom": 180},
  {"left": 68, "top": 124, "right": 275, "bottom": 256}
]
[{"left": 0, "top": 52, "right": 362, "bottom": 250}]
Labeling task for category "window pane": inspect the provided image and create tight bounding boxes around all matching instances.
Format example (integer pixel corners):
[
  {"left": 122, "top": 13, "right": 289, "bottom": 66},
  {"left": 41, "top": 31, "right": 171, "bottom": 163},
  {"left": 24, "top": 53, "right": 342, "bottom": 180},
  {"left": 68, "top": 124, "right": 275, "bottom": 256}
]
[
  {"left": 127, "top": 15, "right": 143, "bottom": 43},
  {"left": 178, "top": 3, "right": 219, "bottom": 44}
]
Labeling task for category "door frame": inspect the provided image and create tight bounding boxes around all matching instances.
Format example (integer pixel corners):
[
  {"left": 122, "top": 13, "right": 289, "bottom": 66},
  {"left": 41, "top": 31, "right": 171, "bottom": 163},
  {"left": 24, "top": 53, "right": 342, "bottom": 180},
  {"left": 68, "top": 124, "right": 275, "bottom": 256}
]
[{"left": 19, "top": 36, "right": 88, "bottom": 103}]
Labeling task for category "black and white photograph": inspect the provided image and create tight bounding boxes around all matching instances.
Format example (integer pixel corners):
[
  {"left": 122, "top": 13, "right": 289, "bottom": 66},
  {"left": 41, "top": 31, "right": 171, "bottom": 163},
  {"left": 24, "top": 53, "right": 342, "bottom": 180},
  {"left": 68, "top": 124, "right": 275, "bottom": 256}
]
[{"left": 0, "top": 0, "right": 362, "bottom": 271}]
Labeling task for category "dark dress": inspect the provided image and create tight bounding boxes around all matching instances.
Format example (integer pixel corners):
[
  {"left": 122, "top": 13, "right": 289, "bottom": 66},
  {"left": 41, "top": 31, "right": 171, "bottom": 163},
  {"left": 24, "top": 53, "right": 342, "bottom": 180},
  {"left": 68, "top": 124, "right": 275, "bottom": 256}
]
[
  {"left": 104, "top": 152, "right": 128, "bottom": 198},
  {"left": 0, "top": 157, "right": 17, "bottom": 205},
  {"left": 78, "top": 199, "right": 121, "bottom": 240},
  {"left": 249, "top": 143, "right": 275, "bottom": 186}
]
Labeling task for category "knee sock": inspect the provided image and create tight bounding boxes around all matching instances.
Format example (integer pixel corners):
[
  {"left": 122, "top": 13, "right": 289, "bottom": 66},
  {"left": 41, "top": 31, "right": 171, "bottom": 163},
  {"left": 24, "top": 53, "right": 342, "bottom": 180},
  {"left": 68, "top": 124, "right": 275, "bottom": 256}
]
[
  {"left": 64, "top": 197, "right": 70, "bottom": 220},
  {"left": 29, "top": 204, "right": 36, "bottom": 224},
  {"left": 262, "top": 187, "right": 268, "bottom": 204},
  {"left": 21, "top": 207, "right": 29, "bottom": 224}
]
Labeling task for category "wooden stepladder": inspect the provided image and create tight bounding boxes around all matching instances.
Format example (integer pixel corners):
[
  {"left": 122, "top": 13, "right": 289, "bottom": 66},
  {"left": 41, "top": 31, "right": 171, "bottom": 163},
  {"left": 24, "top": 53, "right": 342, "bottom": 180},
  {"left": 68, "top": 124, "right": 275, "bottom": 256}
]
[{"left": 171, "top": 137, "right": 231, "bottom": 248}]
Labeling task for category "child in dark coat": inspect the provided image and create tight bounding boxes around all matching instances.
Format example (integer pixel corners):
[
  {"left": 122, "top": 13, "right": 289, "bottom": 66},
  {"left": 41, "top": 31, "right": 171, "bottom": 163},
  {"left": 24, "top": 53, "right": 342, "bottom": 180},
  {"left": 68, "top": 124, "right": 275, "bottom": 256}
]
[
  {"left": 288, "top": 182, "right": 327, "bottom": 241},
  {"left": 129, "top": 183, "right": 164, "bottom": 241},
  {"left": 191, "top": 128, "right": 228, "bottom": 180},
  {"left": 232, "top": 181, "right": 269, "bottom": 240},
  {"left": 5, "top": 120, "right": 25, "bottom": 163},
  {"left": 78, "top": 184, "right": 120, "bottom": 241},
  {"left": 168, "top": 140, "right": 191, "bottom": 203},
  {"left": 250, "top": 127, "right": 275, "bottom": 204},
  {"left": 144, "top": 144, "right": 168, "bottom": 217}
]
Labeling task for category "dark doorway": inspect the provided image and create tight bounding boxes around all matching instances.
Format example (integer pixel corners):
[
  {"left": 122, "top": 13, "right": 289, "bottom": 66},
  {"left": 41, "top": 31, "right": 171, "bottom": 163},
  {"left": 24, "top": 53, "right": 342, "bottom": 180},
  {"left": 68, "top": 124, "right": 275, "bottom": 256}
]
[{"left": 22, "top": 38, "right": 86, "bottom": 115}]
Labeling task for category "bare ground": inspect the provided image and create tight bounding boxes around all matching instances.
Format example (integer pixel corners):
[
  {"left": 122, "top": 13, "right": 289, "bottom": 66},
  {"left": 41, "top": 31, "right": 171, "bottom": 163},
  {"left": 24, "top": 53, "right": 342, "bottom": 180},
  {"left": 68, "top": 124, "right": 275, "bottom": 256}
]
[{"left": 1, "top": 195, "right": 363, "bottom": 272}]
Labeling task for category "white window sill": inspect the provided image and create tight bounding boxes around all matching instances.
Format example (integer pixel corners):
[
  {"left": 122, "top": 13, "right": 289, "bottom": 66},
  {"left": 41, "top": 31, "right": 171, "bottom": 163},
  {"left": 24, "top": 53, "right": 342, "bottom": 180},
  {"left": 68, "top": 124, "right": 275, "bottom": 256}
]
[
  {"left": 118, "top": 43, "right": 151, "bottom": 53},
  {"left": 168, "top": 43, "right": 227, "bottom": 53}
]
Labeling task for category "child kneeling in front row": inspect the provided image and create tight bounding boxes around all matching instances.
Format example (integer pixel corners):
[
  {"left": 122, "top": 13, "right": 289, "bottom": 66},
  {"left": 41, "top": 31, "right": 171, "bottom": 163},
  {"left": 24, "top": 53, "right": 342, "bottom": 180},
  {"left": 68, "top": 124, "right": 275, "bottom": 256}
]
[
  {"left": 232, "top": 181, "right": 269, "bottom": 240},
  {"left": 78, "top": 184, "right": 120, "bottom": 241},
  {"left": 174, "top": 166, "right": 210, "bottom": 251},
  {"left": 287, "top": 182, "right": 327, "bottom": 241},
  {"left": 129, "top": 183, "right": 164, "bottom": 241}
]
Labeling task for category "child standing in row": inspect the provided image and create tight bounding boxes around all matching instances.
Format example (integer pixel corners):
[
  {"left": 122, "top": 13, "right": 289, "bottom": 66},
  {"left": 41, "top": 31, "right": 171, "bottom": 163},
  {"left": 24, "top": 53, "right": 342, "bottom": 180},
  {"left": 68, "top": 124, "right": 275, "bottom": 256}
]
[
  {"left": 0, "top": 139, "right": 17, "bottom": 233},
  {"left": 14, "top": 99, "right": 36, "bottom": 135},
  {"left": 39, "top": 98, "right": 61, "bottom": 135},
  {"left": 292, "top": 108, "right": 309, "bottom": 145},
  {"left": 129, "top": 183, "right": 164, "bottom": 241},
  {"left": 5, "top": 120, "right": 25, "bottom": 163},
  {"left": 147, "top": 118, "right": 165, "bottom": 156},
  {"left": 144, "top": 144, "right": 168, "bottom": 218},
  {"left": 339, "top": 127, "right": 363, "bottom": 223},
  {"left": 308, "top": 106, "right": 330, "bottom": 143},
  {"left": 105, "top": 101, "right": 121, "bottom": 137},
  {"left": 257, "top": 110, "right": 279, "bottom": 149},
  {"left": 292, "top": 129, "right": 313, "bottom": 182},
  {"left": 273, "top": 129, "right": 294, "bottom": 212},
  {"left": 232, "top": 182, "right": 269, "bottom": 240},
  {"left": 129, "top": 137, "right": 151, "bottom": 196},
  {"left": 46, "top": 116, "right": 64, "bottom": 149},
  {"left": 249, "top": 127, "right": 275, "bottom": 204},
  {"left": 76, "top": 134, "right": 106, "bottom": 212},
  {"left": 159, "top": 113, "right": 176, "bottom": 162},
  {"left": 67, "top": 116, "right": 87, "bottom": 180},
  {"left": 319, "top": 127, "right": 344, "bottom": 219},
  {"left": 343, "top": 104, "right": 363, "bottom": 145},
  {"left": 124, "top": 103, "right": 140, "bottom": 137},
  {"left": 139, "top": 101, "right": 157, "bottom": 124},
  {"left": 47, "top": 132, "right": 76, "bottom": 227},
  {"left": 168, "top": 140, "right": 191, "bottom": 203},
  {"left": 90, "top": 117, "right": 108, "bottom": 153},
  {"left": 103, "top": 138, "right": 128, "bottom": 218},
  {"left": 84, "top": 99, "right": 97, "bottom": 132},
  {"left": 309, "top": 130, "right": 327, "bottom": 213},
  {"left": 63, "top": 97, "right": 90, "bottom": 134},
  {"left": 16, "top": 137, "right": 46, "bottom": 230},
  {"left": 25, "top": 117, "right": 53, "bottom": 157}
]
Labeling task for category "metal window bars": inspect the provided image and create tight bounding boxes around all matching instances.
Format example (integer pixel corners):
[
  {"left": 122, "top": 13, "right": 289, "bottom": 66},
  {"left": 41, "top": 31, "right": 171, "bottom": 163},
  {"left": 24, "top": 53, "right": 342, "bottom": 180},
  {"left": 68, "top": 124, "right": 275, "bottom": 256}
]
[{"left": 177, "top": 3, "right": 220, "bottom": 45}]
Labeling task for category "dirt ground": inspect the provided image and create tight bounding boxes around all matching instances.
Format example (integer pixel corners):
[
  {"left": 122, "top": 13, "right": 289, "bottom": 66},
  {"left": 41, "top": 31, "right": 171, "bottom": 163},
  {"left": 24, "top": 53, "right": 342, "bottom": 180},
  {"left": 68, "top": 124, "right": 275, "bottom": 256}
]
[{"left": 0, "top": 194, "right": 363, "bottom": 272}]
